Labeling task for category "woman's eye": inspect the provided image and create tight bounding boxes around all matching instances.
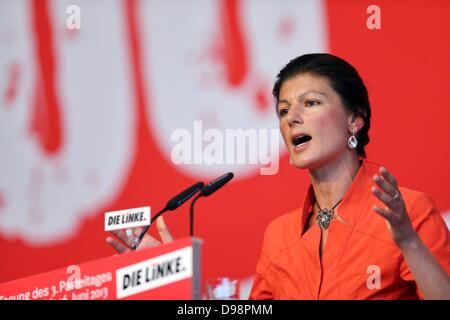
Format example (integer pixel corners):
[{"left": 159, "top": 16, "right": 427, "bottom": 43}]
[
  {"left": 279, "top": 108, "right": 288, "bottom": 117},
  {"left": 305, "top": 100, "right": 320, "bottom": 107}
]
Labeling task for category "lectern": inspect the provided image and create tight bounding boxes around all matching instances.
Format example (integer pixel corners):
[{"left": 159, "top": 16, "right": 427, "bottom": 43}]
[{"left": 0, "top": 237, "right": 202, "bottom": 300}]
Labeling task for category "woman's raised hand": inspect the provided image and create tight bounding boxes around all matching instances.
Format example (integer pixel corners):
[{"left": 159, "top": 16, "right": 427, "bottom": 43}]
[{"left": 371, "top": 166, "right": 416, "bottom": 247}]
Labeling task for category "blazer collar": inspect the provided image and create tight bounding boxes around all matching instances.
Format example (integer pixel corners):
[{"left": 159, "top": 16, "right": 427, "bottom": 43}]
[{"left": 299, "top": 160, "right": 374, "bottom": 231}]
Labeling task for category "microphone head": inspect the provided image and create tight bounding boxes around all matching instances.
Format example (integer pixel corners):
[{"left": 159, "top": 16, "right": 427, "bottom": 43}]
[
  {"left": 166, "top": 181, "right": 204, "bottom": 211},
  {"left": 201, "top": 172, "right": 234, "bottom": 197}
]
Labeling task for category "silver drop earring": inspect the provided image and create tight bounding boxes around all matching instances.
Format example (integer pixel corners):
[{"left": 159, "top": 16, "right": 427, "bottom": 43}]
[{"left": 348, "top": 128, "right": 358, "bottom": 149}]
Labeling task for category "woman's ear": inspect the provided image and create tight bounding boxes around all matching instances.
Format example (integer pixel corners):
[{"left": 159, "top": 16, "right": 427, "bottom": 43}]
[{"left": 348, "top": 114, "right": 364, "bottom": 134}]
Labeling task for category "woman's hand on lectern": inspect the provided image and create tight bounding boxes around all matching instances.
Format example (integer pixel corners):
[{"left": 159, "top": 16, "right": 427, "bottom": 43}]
[{"left": 105, "top": 216, "right": 174, "bottom": 253}]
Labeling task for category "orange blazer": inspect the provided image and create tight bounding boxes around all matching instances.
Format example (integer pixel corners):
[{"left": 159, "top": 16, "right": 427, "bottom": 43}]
[{"left": 250, "top": 161, "right": 450, "bottom": 299}]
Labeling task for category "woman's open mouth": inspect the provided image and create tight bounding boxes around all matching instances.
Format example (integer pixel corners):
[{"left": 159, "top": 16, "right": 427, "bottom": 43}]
[{"left": 292, "top": 134, "right": 312, "bottom": 152}]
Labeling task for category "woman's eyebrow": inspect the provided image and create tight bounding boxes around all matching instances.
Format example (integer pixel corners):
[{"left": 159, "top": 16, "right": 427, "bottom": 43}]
[
  {"left": 277, "top": 99, "right": 290, "bottom": 106},
  {"left": 298, "top": 90, "right": 328, "bottom": 100},
  {"left": 277, "top": 90, "right": 327, "bottom": 108}
]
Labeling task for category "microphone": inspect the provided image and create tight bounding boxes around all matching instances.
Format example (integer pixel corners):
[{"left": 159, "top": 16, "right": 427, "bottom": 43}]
[
  {"left": 165, "top": 181, "right": 205, "bottom": 212},
  {"left": 132, "top": 181, "right": 204, "bottom": 249},
  {"left": 199, "top": 172, "right": 234, "bottom": 197},
  {"left": 190, "top": 172, "right": 234, "bottom": 237}
]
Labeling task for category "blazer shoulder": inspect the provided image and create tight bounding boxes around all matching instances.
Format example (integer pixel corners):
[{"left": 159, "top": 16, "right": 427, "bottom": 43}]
[{"left": 400, "top": 187, "right": 437, "bottom": 217}]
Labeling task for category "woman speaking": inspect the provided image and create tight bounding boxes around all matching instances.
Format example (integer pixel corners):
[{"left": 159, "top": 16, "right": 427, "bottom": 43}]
[
  {"left": 249, "top": 53, "right": 449, "bottom": 300},
  {"left": 107, "top": 53, "right": 450, "bottom": 300}
]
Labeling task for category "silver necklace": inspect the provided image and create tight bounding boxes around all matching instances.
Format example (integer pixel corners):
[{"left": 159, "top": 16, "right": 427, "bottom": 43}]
[{"left": 316, "top": 199, "right": 343, "bottom": 231}]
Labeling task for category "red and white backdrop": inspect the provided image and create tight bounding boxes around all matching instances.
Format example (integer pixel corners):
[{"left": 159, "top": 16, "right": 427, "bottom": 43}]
[{"left": 1, "top": 0, "right": 449, "bottom": 294}]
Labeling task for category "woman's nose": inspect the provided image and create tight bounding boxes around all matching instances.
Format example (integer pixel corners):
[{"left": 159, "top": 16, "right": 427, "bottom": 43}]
[{"left": 286, "top": 105, "right": 303, "bottom": 127}]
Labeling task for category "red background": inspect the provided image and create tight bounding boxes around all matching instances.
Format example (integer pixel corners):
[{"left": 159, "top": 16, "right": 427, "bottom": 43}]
[{"left": 1, "top": 0, "right": 449, "bottom": 285}]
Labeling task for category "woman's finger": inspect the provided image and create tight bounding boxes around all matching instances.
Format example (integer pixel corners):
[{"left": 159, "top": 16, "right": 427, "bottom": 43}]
[
  {"left": 133, "top": 227, "right": 143, "bottom": 237},
  {"left": 380, "top": 167, "right": 398, "bottom": 189},
  {"left": 373, "top": 174, "right": 397, "bottom": 197},
  {"left": 156, "top": 216, "right": 174, "bottom": 243},
  {"left": 106, "top": 236, "right": 130, "bottom": 253},
  {"left": 110, "top": 229, "right": 134, "bottom": 248},
  {"left": 137, "top": 234, "right": 162, "bottom": 250},
  {"left": 110, "top": 229, "right": 121, "bottom": 237},
  {"left": 371, "top": 186, "right": 398, "bottom": 212},
  {"left": 372, "top": 205, "right": 392, "bottom": 221}
]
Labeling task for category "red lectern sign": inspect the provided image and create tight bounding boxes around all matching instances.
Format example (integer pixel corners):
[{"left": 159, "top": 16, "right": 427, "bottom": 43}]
[{"left": 0, "top": 237, "right": 202, "bottom": 300}]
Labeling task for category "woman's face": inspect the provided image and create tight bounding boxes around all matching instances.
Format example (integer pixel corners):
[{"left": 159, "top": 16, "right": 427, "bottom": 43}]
[{"left": 277, "top": 73, "right": 356, "bottom": 169}]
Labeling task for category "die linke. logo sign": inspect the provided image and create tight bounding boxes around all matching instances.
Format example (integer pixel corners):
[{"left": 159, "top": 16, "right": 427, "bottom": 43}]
[
  {"left": 115, "top": 247, "right": 193, "bottom": 299},
  {"left": 104, "top": 207, "right": 151, "bottom": 232}
]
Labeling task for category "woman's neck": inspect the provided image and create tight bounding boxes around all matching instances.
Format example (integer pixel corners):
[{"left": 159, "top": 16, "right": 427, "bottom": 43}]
[{"left": 309, "top": 151, "right": 361, "bottom": 209}]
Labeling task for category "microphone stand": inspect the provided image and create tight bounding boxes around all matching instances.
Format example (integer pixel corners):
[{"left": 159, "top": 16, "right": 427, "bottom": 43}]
[
  {"left": 189, "top": 194, "right": 202, "bottom": 237},
  {"left": 131, "top": 181, "right": 204, "bottom": 250},
  {"left": 189, "top": 172, "right": 234, "bottom": 237}
]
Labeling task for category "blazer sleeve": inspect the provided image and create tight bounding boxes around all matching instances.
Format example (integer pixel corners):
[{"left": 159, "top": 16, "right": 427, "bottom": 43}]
[
  {"left": 249, "top": 253, "right": 274, "bottom": 300},
  {"left": 399, "top": 193, "right": 450, "bottom": 299}
]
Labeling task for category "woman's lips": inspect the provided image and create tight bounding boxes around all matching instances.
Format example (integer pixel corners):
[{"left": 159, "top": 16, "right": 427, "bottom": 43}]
[{"left": 293, "top": 140, "right": 311, "bottom": 152}]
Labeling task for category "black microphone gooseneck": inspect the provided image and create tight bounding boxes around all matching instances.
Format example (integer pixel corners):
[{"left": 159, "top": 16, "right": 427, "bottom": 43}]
[
  {"left": 189, "top": 194, "right": 202, "bottom": 237},
  {"left": 133, "top": 181, "right": 204, "bottom": 249},
  {"left": 189, "top": 172, "right": 234, "bottom": 237}
]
